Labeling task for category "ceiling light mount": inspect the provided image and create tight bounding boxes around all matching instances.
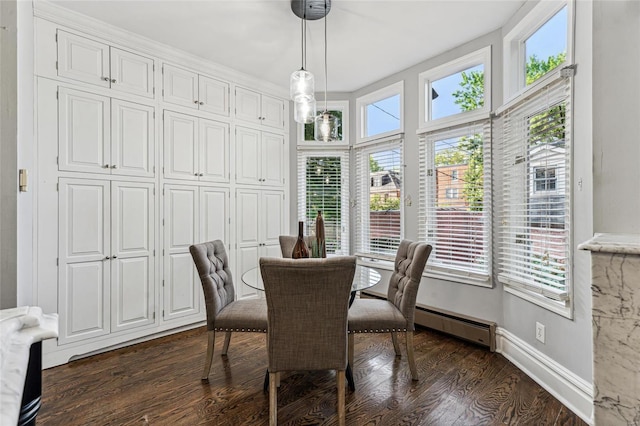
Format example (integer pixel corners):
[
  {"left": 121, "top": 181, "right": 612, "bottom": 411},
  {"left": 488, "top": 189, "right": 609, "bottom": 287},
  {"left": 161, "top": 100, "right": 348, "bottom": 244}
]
[{"left": 291, "top": 0, "right": 331, "bottom": 21}]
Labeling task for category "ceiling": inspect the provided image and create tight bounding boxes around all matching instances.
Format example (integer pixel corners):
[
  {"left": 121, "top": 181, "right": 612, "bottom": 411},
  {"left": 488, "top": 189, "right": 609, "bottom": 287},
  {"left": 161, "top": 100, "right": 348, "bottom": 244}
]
[{"left": 49, "top": 0, "right": 527, "bottom": 93}]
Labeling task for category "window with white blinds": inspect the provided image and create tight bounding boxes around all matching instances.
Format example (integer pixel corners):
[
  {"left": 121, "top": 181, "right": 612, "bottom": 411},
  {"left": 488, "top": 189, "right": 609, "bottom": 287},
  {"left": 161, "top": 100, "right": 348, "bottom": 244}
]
[
  {"left": 354, "top": 139, "right": 403, "bottom": 258},
  {"left": 297, "top": 151, "right": 350, "bottom": 255},
  {"left": 497, "top": 73, "right": 572, "bottom": 303},
  {"left": 418, "top": 121, "right": 491, "bottom": 281}
]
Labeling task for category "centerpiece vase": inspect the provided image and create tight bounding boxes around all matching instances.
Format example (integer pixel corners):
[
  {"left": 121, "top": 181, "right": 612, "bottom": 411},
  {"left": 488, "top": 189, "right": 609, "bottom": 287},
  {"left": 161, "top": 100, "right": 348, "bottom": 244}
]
[{"left": 292, "top": 221, "right": 310, "bottom": 259}]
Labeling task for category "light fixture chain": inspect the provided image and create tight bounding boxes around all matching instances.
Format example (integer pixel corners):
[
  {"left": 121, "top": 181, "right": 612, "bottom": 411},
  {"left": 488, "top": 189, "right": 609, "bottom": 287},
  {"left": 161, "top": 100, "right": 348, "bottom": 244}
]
[{"left": 324, "top": 0, "right": 328, "bottom": 111}]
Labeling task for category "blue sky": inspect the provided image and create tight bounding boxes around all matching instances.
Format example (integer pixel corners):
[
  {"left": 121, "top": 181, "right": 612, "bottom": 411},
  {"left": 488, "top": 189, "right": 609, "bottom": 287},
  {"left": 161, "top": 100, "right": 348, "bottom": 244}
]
[{"left": 368, "top": 5, "right": 567, "bottom": 136}]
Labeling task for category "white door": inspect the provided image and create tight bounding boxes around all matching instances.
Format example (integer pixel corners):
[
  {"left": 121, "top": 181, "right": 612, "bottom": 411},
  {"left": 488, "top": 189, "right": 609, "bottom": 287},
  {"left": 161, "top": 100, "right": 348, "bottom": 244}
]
[
  {"left": 111, "top": 181, "right": 155, "bottom": 332},
  {"left": 235, "top": 126, "right": 261, "bottom": 185},
  {"left": 234, "top": 87, "right": 261, "bottom": 125},
  {"left": 58, "top": 178, "right": 111, "bottom": 344},
  {"left": 198, "top": 75, "right": 229, "bottom": 116},
  {"left": 111, "top": 99, "right": 155, "bottom": 178},
  {"left": 200, "top": 186, "right": 230, "bottom": 244},
  {"left": 57, "top": 30, "right": 110, "bottom": 88},
  {"left": 261, "top": 132, "right": 285, "bottom": 187},
  {"left": 262, "top": 191, "right": 285, "bottom": 247},
  {"left": 110, "top": 47, "right": 155, "bottom": 98},
  {"left": 58, "top": 87, "right": 110, "bottom": 174},
  {"left": 261, "top": 94, "right": 285, "bottom": 130},
  {"left": 164, "top": 185, "right": 200, "bottom": 320},
  {"left": 163, "top": 111, "right": 198, "bottom": 181},
  {"left": 236, "top": 189, "right": 261, "bottom": 299},
  {"left": 199, "top": 119, "right": 229, "bottom": 183},
  {"left": 163, "top": 64, "right": 198, "bottom": 109}
]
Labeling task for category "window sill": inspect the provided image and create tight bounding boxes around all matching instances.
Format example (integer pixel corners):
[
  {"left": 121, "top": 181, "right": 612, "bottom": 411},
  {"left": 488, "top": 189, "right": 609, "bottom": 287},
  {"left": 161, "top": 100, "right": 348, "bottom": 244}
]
[{"left": 503, "top": 284, "right": 572, "bottom": 319}]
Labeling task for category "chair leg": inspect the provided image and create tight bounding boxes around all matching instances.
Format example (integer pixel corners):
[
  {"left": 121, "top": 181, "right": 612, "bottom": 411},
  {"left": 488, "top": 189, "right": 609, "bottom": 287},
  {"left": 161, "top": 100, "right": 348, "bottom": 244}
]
[
  {"left": 202, "top": 330, "right": 215, "bottom": 381},
  {"left": 222, "top": 331, "right": 232, "bottom": 355},
  {"left": 337, "top": 370, "right": 345, "bottom": 426},
  {"left": 269, "top": 372, "right": 278, "bottom": 426},
  {"left": 348, "top": 333, "right": 355, "bottom": 368},
  {"left": 406, "top": 331, "right": 418, "bottom": 381},
  {"left": 391, "top": 331, "right": 401, "bottom": 357}
]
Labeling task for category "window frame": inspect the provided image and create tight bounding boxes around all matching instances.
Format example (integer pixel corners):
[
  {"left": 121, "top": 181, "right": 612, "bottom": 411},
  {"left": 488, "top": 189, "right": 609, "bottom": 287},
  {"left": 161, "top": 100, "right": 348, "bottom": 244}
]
[
  {"left": 355, "top": 81, "right": 404, "bottom": 145},
  {"left": 354, "top": 138, "right": 404, "bottom": 260},
  {"left": 503, "top": 0, "right": 574, "bottom": 103},
  {"left": 418, "top": 46, "right": 492, "bottom": 133},
  {"left": 297, "top": 100, "right": 349, "bottom": 147},
  {"left": 296, "top": 149, "right": 350, "bottom": 256}
]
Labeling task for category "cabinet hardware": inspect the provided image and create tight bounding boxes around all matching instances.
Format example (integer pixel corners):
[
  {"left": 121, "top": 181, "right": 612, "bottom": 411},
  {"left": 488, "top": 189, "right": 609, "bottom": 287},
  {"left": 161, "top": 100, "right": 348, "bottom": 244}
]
[
  {"left": 199, "top": 173, "right": 204, "bottom": 177},
  {"left": 103, "top": 164, "right": 110, "bottom": 168},
  {"left": 105, "top": 256, "right": 110, "bottom": 260},
  {"left": 111, "top": 79, "right": 116, "bottom": 83},
  {"left": 199, "top": 102, "right": 204, "bottom": 105},
  {"left": 194, "top": 100, "right": 199, "bottom": 104},
  {"left": 111, "top": 165, "right": 118, "bottom": 169},
  {"left": 102, "top": 77, "right": 110, "bottom": 81},
  {"left": 113, "top": 255, "right": 118, "bottom": 259},
  {"left": 194, "top": 173, "right": 199, "bottom": 176}
]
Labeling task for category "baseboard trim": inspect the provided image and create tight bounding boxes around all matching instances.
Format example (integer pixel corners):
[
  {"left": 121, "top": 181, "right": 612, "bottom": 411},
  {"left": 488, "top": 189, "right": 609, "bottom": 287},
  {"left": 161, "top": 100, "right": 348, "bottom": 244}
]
[{"left": 496, "top": 327, "right": 594, "bottom": 425}]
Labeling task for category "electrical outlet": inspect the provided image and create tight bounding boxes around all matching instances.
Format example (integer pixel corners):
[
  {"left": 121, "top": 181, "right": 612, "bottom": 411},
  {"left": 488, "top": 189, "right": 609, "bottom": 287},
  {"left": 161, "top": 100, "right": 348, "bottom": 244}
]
[{"left": 535, "top": 322, "right": 545, "bottom": 343}]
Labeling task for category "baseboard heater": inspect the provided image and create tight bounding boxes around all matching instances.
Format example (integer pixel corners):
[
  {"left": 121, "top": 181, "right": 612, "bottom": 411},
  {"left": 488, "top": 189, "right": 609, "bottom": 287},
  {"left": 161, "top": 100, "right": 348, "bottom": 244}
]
[{"left": 361, "top": 292, "right": 496, "bottom": 352}]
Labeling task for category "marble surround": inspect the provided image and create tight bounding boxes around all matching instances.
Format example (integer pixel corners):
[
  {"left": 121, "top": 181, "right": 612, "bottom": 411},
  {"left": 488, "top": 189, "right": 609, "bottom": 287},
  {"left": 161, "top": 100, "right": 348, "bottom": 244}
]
[
  {"left": 579, "top": 233, "right": 640, "bottom": 425},
  {"left": 0, "top": 306, "right": 58, "bottom": 426}
]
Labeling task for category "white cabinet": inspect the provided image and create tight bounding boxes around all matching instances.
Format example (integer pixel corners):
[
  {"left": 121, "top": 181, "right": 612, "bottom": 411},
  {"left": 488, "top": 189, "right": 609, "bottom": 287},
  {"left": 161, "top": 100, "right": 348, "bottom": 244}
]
[
  {"left": 163, "top": 184, "right": 230, "bottom": 321},
  {"left": 162, "top": 64, "right": 230, "bottom": 116},
  {"left": 236, "top": 189, "right": 284, "bottom": 299},
  {"left": 235, "top": 86, "right": 285, "bottom": 130},
  {"left": 163, "top": 110, "right": 229, "bottom": 182},
  {"left": 57, "top": 30, "right": 154, "bottom": 98},
  {"left": 235, "top": 126, "right": 285, "bottom": 187},
  {"left": 58, "top": 87, "right": 155, "bottom": 177},
  {"left": 58, "top": 178, "right": 155, "bottom": 344}
]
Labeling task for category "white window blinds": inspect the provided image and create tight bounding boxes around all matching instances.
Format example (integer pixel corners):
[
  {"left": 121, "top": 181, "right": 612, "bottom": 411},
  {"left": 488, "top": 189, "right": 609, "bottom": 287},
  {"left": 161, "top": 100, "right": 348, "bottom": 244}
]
[
  {"left": 354, "top": 139, "right": 403, "bottom": 258},
  {"left": 497, "top": 74, "right": 572, "bottom": 301},
  {"left": 418, "top": 120, "right": 492, "bottom": 279},
  {"left": 297, "top": 151, "right": 350, "bottom": 255}
]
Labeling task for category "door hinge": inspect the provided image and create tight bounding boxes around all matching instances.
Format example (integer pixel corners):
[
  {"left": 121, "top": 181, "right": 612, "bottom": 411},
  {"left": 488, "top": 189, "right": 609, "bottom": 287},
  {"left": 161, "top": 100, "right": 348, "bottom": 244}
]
[
  {"left": 55, "top": 33, "right": 58, "bottom": 42},
  {"left": 162, "top": 279, "right": 165, "bottom": 287},
  {"left": 228, "top": 217, "right": 231, "bottom": 224},
  {"left": 56, "top": 182, "right": 59, "bottom": 191},
  {"left": 162, "top": 188, "right": 165, "bottom": 196},
  {"left": 56, "top": 156, "right": 59, "bottom": 165},
  {"left": 153, "top": 64, "right": 155, "bottom": 72},
  {"left": 153, "top": 249, "right": 156, "bottom": 256},
  {"left": 153, "top": 111, "right": 155, "bottom": 119},
  {"left": 153, "top": 166, "right": 156, "bottom": 174},
  {"left": 55, "top": 61, "right": 58, "bottom": 71},
  {"left": 153, "top": 87, "right": 155, "bottom": 96},
  {"left": 153, "top": 188, "right": 155, "bottom": 196},
  {"left": 163, "top": 249, "right": 165, "bottom": 256},
  {"left": 162, "top": 219, "right": 165, "bottom": 226},
  {"left": 162, "top": 89, "right": 164, "bottom": 97},
  {"left": 56, "top": 90, "right": 59, "bottom": 100},
  {"left": 153, "top": 312, "right": 156, "bottom": 320},
  {"left": 56, "top": 258, "right": 59, "bottom": 266}
]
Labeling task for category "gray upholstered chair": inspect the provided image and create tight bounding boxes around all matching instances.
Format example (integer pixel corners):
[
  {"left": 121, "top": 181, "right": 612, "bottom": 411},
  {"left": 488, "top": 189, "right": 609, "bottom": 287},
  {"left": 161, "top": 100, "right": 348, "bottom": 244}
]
[
  {"left": 348, "top": 240, "right": 432, "bottom": 381},
  {"left": 189, "top": 240, "right": 268, "bottom": 381},
  {"left": 278, "top": 235, "right": 315, "bottom": 258},
  {"left": 260, "top": 256, "right": 356, "bottom": 426}
]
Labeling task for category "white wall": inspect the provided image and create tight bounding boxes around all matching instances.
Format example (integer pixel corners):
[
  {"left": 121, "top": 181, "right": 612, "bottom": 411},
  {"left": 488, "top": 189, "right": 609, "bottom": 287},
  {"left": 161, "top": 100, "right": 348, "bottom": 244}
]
[
  {"left": 0, "top": 0, "right": 18, "bottom": 309},
  {"left": 592, "top": 0, "right": 640, "bottom": 234}
]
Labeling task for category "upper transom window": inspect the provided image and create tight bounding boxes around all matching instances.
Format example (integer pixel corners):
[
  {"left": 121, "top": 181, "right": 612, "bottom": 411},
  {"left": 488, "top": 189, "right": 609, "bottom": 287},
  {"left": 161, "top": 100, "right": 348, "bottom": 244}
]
[{"left": 356, "top": 81, "right": 404, "bottom": 143}]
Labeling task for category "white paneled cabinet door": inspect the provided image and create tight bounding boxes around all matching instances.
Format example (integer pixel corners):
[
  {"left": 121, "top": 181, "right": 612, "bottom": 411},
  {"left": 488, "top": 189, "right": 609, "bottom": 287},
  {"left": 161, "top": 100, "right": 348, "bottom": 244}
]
[
  {"left": 199, "top": 119, "right": 229, "bottom": 183},
  {"left": 200, "top": 187, "right": 230, "bottom": 244},
  {"left": 58, "top": 87, "right": 110, "bottom": 174},
  {"left": 162, "top": 64, "right": 198, "bottom": 109},
  {"left": 235, "top": 87, "right": 262, "bottom": 125},
  {"left": 57, "top": 30, "right": 110, "bottom": 88},
  {"left": 164, "top": 111, "right": 198, "bottom": 181},
  {"left": 262, "top": 191, "right": 285, "bottom": 247},
  {"left": 198, "top": 75, "right": 229, "bottom": 116},
  {"left": 235, "top": 126, "right": 261, "bottom": 185},
  {"left": 111, "top": 182, "right": 155, "bottom": 332},
  {"left": 58, "top": 178, "right": 111, "bottom": 344},
  {"left": 111, "top": 99, "right": 155, "bottom": 178},
  {"left": 261, "top": 132, "right": 285, "bottom": 187},
  {"left": 236, "top": 189, "right": 260, "bottom": 298},
  {"left": 164, "top": 185, "right": 200, "bottom": 321},
  {"left": 110, "top": 47, "right": 155, "bottom": 98},
  {"left": 261, "top": 94, "right": 285, "bottom": 130}
]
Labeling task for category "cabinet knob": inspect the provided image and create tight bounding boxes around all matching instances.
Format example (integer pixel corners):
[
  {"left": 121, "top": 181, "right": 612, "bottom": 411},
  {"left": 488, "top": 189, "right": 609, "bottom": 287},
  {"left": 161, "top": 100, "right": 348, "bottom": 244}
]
[
  {"left": 194, "top": 100, "right": 199, "bottom": 104},
  {"left": 103, "top": 164, "right": 110, "bottom": 168},
  {"left": 104, "top": 256, "right": 110, "bottom": 260},
  {"left": 194, "top": 173, "right": 199, "bottom": 176},
  {"left": 111, "top": 79, "right": 116, "bottom": 83},
  {"left": 102, "top": 77, "right": 110, "bottom": 81},
  {"left": 111, "top": 165, "right": 118, "bottom": 169},
  {"left": 112, "top": 255, "right": 118, "bottom": 259},
  {"left": 199, "top": 102, "right": 204, "bottom": 105},
  {"left": 199, "top": 173, "right": 204, "bottom": 177}
]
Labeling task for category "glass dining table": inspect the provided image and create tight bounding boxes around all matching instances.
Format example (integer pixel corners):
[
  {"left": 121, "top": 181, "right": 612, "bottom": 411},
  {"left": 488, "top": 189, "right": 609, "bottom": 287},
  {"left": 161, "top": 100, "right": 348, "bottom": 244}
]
[{"left": 241, "top": 263, "right": 382, "bottom": 307}]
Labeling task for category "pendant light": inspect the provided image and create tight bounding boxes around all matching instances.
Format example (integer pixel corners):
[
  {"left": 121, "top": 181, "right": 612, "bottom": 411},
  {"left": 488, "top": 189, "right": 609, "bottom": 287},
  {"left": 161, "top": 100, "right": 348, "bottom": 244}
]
[
  {"left": 314, "top": 0, "right": 339, "bottom": 142},
  {"left": 291, "top": 1, "right": 316, "bottom": 123}
]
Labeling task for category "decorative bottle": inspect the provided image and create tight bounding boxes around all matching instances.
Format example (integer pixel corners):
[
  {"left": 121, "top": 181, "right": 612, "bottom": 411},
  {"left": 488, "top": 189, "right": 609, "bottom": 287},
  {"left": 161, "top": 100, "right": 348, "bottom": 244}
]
[
  {"left": 315, "top": 210, "right": 326, "bottom": 258},
  {"left": 292, "top": 221, "right": 310, "bottom": 259}
]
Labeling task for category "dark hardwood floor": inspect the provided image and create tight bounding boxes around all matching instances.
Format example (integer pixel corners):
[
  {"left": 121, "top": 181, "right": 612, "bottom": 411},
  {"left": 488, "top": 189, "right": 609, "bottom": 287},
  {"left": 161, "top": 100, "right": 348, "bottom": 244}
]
[{"left": 39, "top": 326, "right": 587, "bottom": 425}]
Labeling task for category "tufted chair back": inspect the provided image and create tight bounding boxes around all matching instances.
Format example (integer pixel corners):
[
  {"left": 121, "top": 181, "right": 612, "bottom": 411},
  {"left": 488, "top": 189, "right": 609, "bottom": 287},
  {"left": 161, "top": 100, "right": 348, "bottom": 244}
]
[
  {"left": 189, "top": 240, "right": 235, "bottom": 330},
  {"left": 387, "top": 240, "right": 432, "bottom": 330}
]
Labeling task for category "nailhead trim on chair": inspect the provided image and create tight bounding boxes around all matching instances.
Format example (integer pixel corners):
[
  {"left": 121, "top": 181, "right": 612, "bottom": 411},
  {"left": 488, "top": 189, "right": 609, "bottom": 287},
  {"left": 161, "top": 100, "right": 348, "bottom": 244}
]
[
  {"left": 348, "top": 328, "right": 408, "bottom": 333},
  {"left": 214, "top": 327, "right": 267, "bottom": 332}
]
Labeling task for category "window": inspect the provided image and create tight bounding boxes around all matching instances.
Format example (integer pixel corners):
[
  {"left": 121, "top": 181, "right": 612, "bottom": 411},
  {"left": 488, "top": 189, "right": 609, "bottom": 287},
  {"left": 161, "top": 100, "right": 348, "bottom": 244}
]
[
  {"left": 297, "top": 151, "right": 350, "bottom": 255},
  {"left": 497, "top": 71, "right": 572, "bottom": 315},
  {"left": 503, "top": 1, "right": 571, "bottom": 100},
  {"left": 356, "top": 81, "right": 404, "bottom": 144},
  {"left": 298, "top": 100, "right": 349, "bottom": 146},
  {"left": 418, "top": 47, "right": 491, "bottom": 131},
  {"left": 419, "top": 121, "right": 491, "bottom": 283},
  {"left": 355, "top": 139, "right": 403, "bottom": 257}
]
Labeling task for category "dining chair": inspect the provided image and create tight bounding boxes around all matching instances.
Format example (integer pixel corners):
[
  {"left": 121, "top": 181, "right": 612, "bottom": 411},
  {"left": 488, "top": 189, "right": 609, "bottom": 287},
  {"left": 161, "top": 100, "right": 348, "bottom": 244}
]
[
  {"left": 189, "top": 240, "right": 268, "bottom": 381},
  {"left": 347, "top": 240, "right": 432, "bottom": 381},
  {"left": 278, "top": 235, "right": 315, "bottom": 258},
  {"left": 260, "top": 256, "right": 356, "bottom": 426}
]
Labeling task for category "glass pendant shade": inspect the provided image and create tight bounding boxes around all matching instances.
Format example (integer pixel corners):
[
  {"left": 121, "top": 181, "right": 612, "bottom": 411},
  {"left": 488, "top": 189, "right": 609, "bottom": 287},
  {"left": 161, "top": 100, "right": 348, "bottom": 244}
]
[
  {"left": 294, "top": 97, "right": 317, "bottom": 124},
  {"left": 290, "top": 69, "right": 315, "bottom": 101},
  {"left": 314, "top": 111, "right": 339, "bottom": 142}
]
